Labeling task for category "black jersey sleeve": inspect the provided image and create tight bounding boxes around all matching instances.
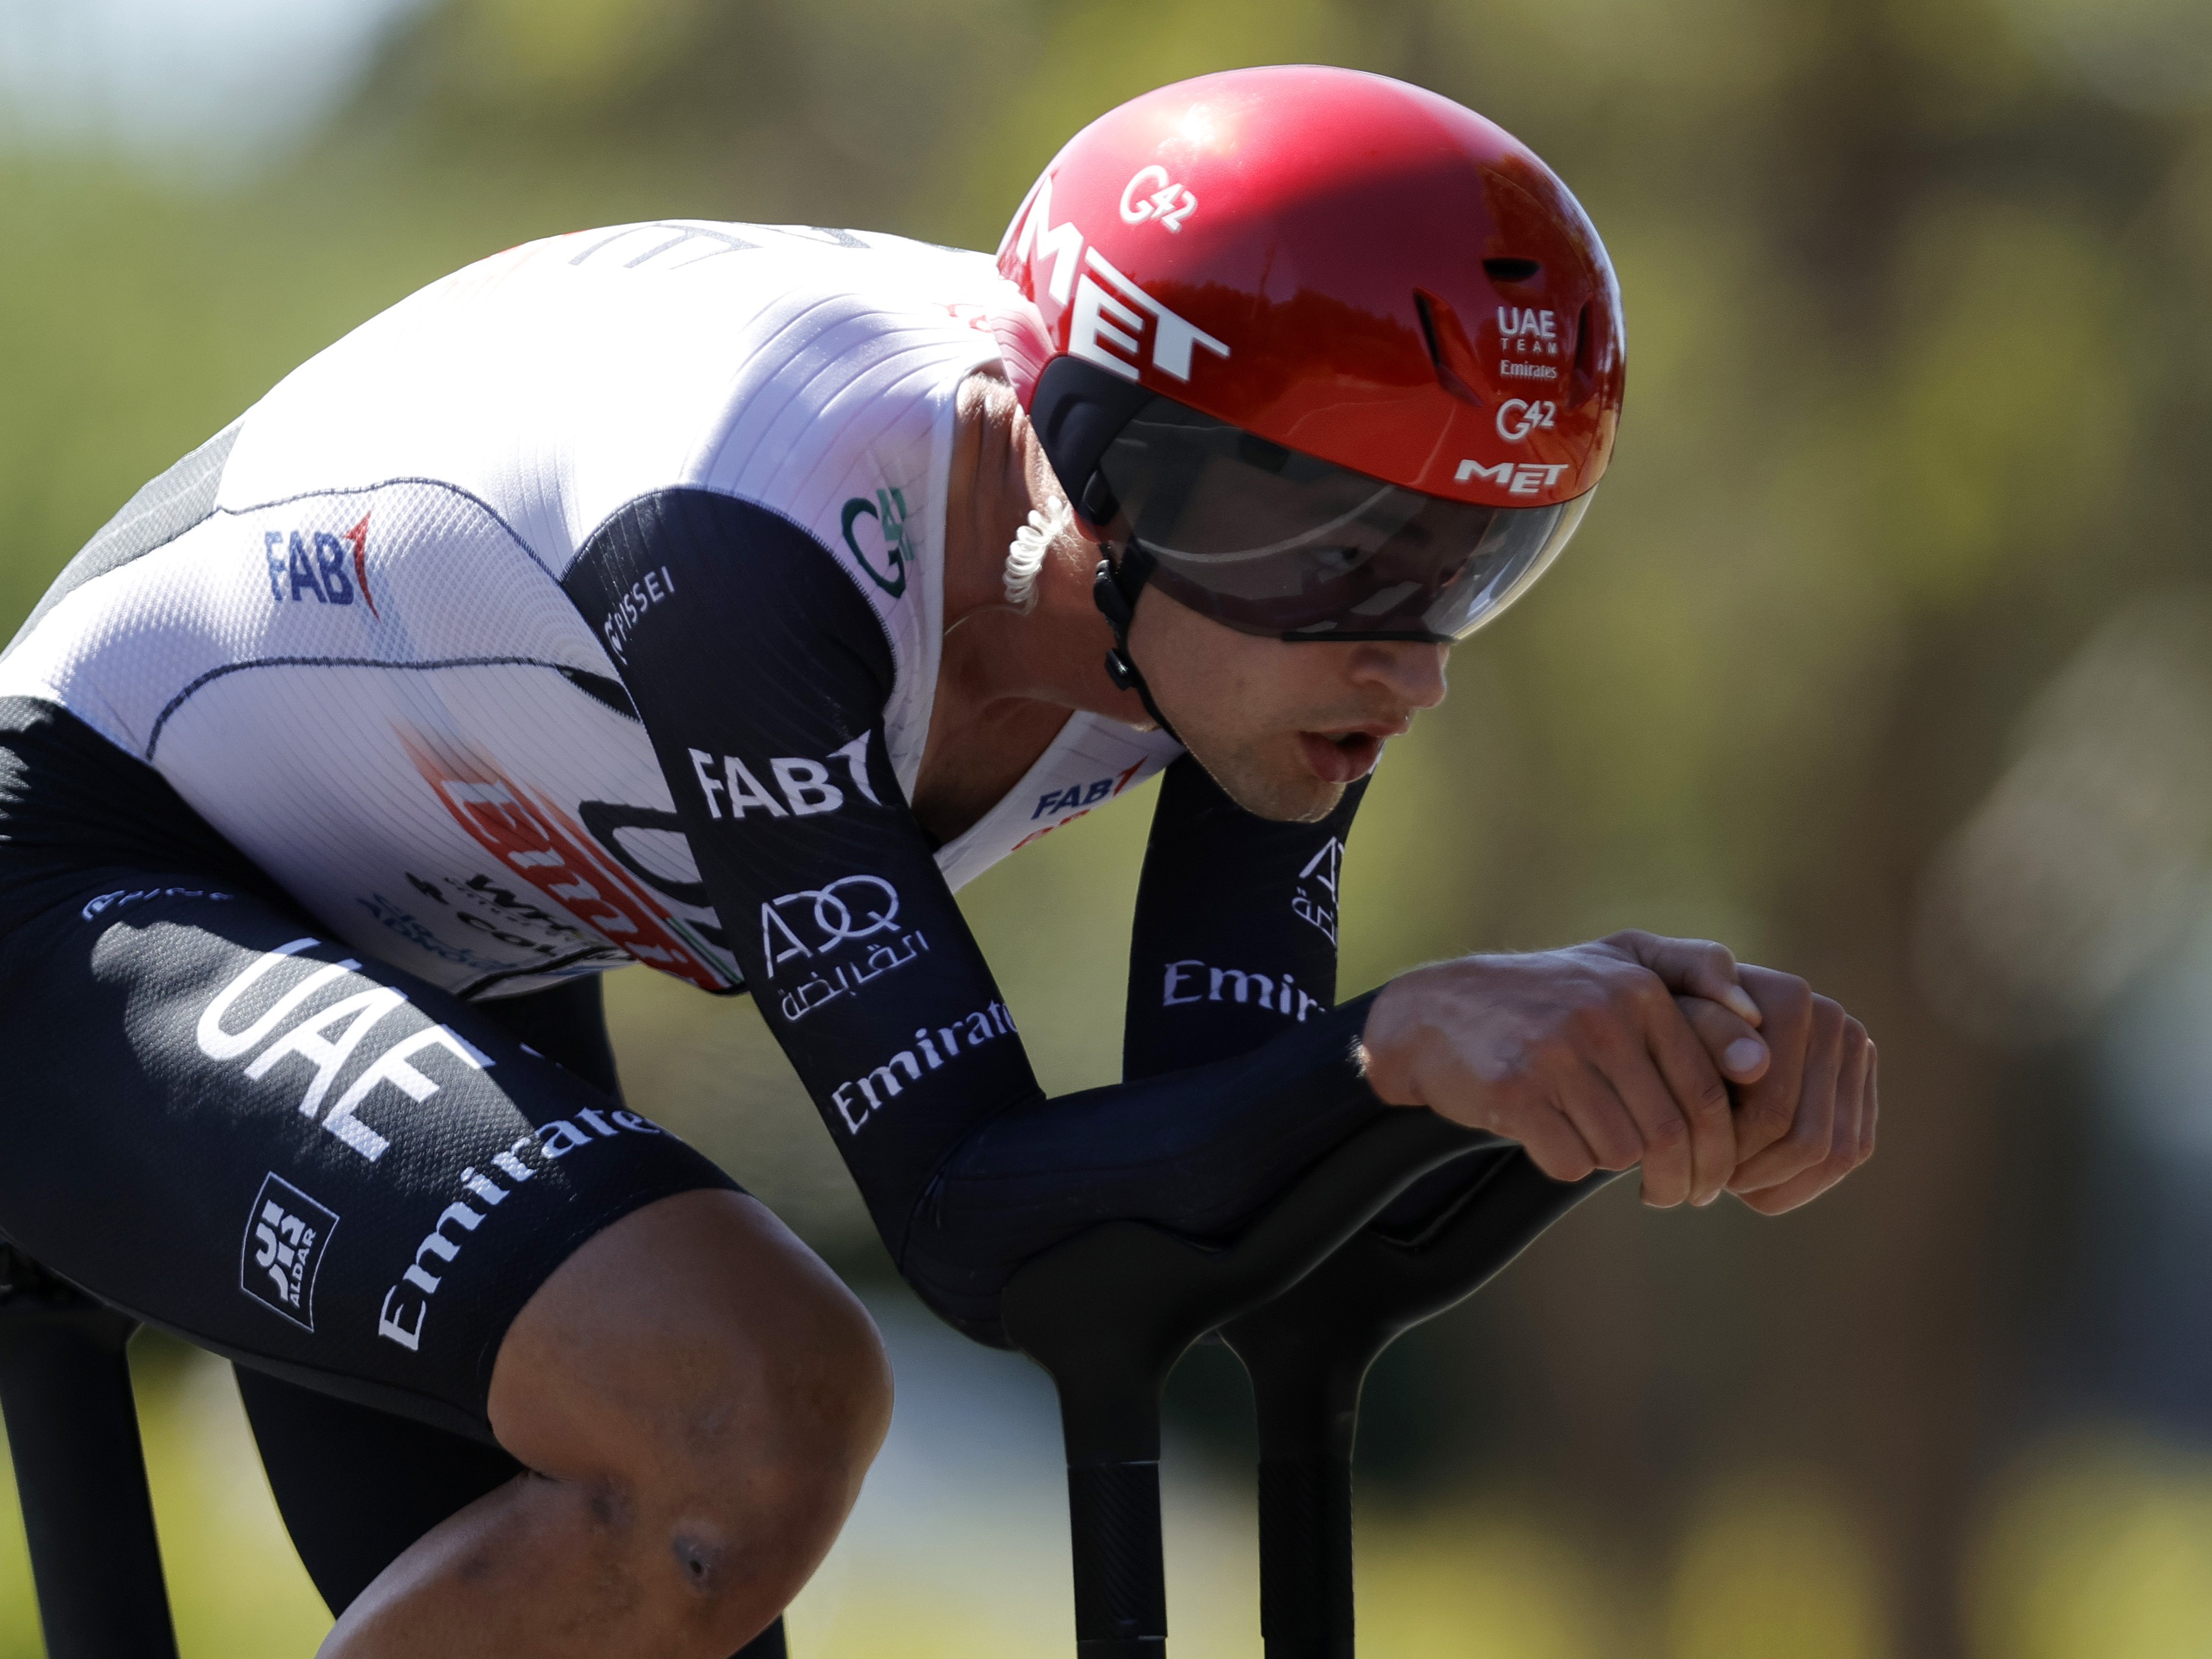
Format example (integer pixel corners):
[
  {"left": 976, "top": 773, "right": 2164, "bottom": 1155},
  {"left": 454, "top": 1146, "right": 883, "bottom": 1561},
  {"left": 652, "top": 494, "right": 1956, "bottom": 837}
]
[
  {"left": 565, "top": 492, "right": 1388, "bottom": 1343},
  {"left": 1122, "top": 755, "right": 1367, "bottom": 1080}
]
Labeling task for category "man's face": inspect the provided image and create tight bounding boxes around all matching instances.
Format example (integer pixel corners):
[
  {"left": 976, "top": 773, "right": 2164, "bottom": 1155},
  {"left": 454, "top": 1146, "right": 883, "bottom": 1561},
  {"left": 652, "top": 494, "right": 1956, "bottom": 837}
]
[{"left": 1126, "top": 583, "right": 1449, "bottom": 823}]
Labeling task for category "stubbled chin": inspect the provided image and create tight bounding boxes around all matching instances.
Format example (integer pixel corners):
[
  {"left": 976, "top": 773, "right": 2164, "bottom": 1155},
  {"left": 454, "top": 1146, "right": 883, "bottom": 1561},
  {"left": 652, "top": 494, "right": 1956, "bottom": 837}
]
[
  {"left": 1182, "top": 739, "right": 1344, "bottom": 823},
  {"left": 1298, "top": 731, "right": 1381, "bottom": 785}
]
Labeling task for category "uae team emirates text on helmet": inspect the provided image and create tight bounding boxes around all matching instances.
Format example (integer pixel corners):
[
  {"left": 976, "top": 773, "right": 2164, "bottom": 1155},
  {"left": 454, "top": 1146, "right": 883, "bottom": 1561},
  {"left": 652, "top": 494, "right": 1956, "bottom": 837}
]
[{"left": 985, "top": 65, "right": 1626, "bottom": 701}]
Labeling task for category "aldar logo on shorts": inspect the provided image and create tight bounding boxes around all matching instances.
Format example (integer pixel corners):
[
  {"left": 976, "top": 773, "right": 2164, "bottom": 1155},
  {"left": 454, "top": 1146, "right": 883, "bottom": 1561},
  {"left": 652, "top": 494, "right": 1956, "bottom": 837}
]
[{"left": 240, "top": 1173, "right": 338, "bottom": 1332}]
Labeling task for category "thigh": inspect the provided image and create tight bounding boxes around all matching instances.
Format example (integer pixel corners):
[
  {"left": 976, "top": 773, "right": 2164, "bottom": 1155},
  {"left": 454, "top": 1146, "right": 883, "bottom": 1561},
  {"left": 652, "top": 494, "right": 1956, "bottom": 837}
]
[
  {"left": 230, "top": 976, "right": 612, "bottom": 1611},
  {"left": 229, "top": 974, "right": 792, "bottom": 1659},
  {"left": 0, "top": 879, "right": 736, "bottom": 1439}
]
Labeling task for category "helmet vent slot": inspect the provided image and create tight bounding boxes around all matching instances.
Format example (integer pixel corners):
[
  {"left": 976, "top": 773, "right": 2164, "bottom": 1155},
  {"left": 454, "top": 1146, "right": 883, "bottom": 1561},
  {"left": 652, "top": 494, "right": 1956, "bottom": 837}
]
[
  {"left": 1483, "top": 257, "right": 1542, "bottom": 284},
  {"left": 1413, "top": 289, "right": 1487, "bottom": 409},
  {"left": 1569, "top": 300, "right": 1597, "bottom": 399}
]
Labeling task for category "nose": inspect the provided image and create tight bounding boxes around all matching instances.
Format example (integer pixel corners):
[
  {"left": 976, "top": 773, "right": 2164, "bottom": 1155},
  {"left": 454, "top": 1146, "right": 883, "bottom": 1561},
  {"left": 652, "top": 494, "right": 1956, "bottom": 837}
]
[{"left": 1347, "top": 641, "right": 1448, "bottom": 711}]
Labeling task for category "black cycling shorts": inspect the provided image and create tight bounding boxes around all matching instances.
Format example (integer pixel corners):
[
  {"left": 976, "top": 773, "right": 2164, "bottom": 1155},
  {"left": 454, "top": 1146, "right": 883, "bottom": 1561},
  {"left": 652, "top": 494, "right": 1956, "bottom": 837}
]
[{"left": 0, "top": 697, "right": 738, "bottom": 1442}]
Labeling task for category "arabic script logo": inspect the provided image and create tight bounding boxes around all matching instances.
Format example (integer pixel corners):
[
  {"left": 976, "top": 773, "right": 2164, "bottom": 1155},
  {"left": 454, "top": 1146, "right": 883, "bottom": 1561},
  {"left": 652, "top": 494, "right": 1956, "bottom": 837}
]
[
  {"left": 1292, "top": 836, "right": 1344, "bottom": 945},
  {"left": 758, "top": 873, "right": 931, "bottom": 1024}
]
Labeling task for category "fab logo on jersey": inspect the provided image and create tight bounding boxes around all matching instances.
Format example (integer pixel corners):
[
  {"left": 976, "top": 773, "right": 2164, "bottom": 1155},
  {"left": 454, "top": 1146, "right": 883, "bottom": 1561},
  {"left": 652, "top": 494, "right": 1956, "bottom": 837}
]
[
  {"left": 1011, "top": 759, "right": 1148, "bottom": 853},
  {"left": 686, "top": 732, "right": 881, "bottom": 826},
  {"left": 264, "top": 514, "right": 378, "bottom": 615},
  {"left": 840, "top": 487, "right": 912, "bottom": 598}
]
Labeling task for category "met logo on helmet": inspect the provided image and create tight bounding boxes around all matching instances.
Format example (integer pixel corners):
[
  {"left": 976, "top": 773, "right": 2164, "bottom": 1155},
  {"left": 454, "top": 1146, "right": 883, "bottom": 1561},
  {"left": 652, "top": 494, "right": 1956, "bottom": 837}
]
[
  {"left": 1457, "top": 458, "right": 1571, "bottom": 496},
  {"left": 1011, "top": 175, "right": 1229, "bottom": 385}
]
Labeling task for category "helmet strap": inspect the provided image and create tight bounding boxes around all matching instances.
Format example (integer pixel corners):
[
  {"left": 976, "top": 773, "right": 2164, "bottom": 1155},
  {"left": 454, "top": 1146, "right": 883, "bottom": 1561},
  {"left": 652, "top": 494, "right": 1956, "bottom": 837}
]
[{"left": 1091, "top": 544, "right": 1182, "bottom": 745}]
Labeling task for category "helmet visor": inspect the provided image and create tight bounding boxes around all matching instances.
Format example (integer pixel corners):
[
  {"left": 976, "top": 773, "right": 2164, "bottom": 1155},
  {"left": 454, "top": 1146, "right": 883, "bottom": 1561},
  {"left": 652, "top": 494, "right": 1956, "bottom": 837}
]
[{"left": 1096, "top": 396, "right": 1592, "bottom": 642}]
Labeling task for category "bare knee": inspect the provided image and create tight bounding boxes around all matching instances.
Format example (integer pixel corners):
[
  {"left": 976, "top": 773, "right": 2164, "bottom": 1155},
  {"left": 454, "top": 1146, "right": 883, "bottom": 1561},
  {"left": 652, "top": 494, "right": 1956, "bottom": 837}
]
[{"left": 490, "top": 1190, "right": 892, "bottom": 1642}]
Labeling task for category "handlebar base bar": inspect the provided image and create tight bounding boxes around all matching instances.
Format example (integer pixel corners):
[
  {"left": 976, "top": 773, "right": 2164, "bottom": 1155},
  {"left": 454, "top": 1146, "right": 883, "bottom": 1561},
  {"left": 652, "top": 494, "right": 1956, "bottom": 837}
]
[
  {"left": 1222, "top": 1152, "right": 1619, "bottom": 1657},
  {"left": 1001, "top": 1110, "right": 1491, "bottom": 1655},
  {"left": 0, "top": 1244, "right": 180, "bottom": 1659}
]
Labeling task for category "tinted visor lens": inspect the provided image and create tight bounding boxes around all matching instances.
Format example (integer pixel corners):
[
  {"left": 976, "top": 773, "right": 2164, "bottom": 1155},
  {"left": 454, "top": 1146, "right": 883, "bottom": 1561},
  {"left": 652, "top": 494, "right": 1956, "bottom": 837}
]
[{"left": 1097, "top": 397, "right": 1592, "bottom": 641}]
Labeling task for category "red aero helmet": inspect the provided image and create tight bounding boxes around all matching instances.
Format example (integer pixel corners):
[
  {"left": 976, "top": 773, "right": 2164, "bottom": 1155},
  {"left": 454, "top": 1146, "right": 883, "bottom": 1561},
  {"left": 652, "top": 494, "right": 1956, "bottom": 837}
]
[{"left": 988, "top": 65, "right": 1626, "bottom": 648}]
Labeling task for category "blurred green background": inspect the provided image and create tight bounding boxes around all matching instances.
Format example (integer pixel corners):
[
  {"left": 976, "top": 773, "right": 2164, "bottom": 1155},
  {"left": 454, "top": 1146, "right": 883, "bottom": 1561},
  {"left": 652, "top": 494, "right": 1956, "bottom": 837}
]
[{"left": 6, "top": 0, "right": 2212, "bottom": 1653}]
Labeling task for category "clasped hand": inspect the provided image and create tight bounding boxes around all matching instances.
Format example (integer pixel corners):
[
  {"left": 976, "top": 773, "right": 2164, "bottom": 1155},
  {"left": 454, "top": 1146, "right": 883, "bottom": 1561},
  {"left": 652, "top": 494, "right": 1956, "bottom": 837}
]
[{"left": 1361, "top": 931, "right": 1877, "bottom": 1213}]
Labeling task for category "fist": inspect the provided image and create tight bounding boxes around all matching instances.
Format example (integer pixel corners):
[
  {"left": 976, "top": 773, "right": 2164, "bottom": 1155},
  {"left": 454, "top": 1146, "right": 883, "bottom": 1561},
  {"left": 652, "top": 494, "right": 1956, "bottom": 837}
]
[
  {"left": 1360, "top": 932, "right": 1767, "bottom": 1208},
  {"left": 1716, "top": 965, "right": 1878, "bottom": 1214},
  {"left": 1360, "top": 932, "right": 1877, "bottom": 1214}
]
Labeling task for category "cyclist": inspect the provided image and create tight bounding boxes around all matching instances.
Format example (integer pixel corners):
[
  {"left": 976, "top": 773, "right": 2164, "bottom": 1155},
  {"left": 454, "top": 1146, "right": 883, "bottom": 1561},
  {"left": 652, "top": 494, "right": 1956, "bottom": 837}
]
[{"left": 0, "top": 67, "right": 1874, "bottom": 1659}]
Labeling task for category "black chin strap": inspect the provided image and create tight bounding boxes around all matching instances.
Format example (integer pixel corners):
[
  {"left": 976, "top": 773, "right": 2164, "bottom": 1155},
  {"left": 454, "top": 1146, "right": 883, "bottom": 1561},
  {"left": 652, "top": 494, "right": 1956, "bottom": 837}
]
[{"left": 1090, "top": 545, "right": 1182, "bottom": 746}]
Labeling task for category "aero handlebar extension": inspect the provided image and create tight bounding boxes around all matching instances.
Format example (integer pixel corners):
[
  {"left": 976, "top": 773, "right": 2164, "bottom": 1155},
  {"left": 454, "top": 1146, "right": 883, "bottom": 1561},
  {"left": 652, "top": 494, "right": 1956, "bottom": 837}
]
[{"left": 998, "top": 1109, "right": 1501, "bottom": 1659}]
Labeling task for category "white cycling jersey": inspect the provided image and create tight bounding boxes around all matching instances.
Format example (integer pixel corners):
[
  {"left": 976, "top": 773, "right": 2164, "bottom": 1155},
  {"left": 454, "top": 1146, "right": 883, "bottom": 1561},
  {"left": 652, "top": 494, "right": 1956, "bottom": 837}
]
[{"left": 0, "top": 221, "right": 1178, "bottom": 999}]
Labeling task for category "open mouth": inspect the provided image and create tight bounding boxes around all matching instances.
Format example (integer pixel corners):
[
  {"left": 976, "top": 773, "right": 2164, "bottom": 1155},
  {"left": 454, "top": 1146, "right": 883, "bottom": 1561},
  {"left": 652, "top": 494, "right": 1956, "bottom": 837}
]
[{"left": 1297, "top": 729, "right": 1387, "bottom": 784}]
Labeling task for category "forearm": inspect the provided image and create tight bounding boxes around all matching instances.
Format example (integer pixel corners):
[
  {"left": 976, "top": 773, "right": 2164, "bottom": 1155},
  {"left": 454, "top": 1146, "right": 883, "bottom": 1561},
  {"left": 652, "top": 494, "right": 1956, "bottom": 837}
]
[
  {"left": 896, "top": 994, "right": 1386, "bottom": 1343},
  {"left": 1122, "top": 755, "right": 1365, "bottom": 1079}
]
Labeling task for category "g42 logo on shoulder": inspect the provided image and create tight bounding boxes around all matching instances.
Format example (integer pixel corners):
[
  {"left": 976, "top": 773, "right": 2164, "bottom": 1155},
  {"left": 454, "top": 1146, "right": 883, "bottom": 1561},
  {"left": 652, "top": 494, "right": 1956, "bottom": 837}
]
[{"left": 841, "top": 487, "right": 912, "bottom": 599}]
